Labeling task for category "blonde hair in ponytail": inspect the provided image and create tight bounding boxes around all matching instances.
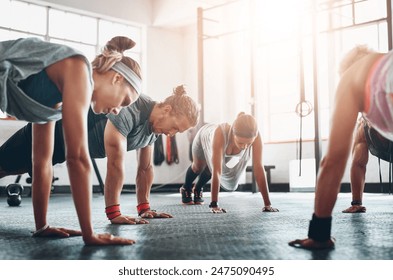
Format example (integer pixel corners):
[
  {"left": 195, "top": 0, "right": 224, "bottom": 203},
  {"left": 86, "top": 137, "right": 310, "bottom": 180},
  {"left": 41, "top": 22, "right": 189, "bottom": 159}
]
[
  {"left": 159, "top": 85, "right": 200, "bottom": 127},
  {"left": 91, "top": 36, "right": 142, "bottom": 80}
]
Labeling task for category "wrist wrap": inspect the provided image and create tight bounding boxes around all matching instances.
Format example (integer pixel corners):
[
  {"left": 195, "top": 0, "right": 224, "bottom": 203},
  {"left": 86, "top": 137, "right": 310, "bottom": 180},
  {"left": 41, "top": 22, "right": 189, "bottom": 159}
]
[
  {"left": 137, "top": 202, "right": 150, "bottom": 216},
  {"left": 105, "top": 204, "right": 121, "bottom": 220},
  {"left": 307, "top": 213, "right": 332, "bottom": 242},
  {"left": 209, "top": 201, "right": 218, "bottom": 208}
]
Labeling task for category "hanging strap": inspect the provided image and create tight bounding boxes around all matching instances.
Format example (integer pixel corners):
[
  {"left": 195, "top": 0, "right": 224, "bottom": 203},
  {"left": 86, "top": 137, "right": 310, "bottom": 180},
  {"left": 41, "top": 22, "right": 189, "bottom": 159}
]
[
  {"left": 299, "top": 105, "right": 303, "bottom": 176},
  {"left": 165, "top": 135, "right": 179, "bottom": 165},
  {"left": 171, "top": 135, "right": 179, "bottom": 164},
  {"left": 295, "top": 101, "right": 313, "bottom": 176},
  {"left": 153, "top": 135, "right": 165, "bottom": 166},
  {"left": 378, "top": 157, "right": 383, "bottom": 184},
  {"left": 166, "top": 135, "right": 172, "bottom": 164}
]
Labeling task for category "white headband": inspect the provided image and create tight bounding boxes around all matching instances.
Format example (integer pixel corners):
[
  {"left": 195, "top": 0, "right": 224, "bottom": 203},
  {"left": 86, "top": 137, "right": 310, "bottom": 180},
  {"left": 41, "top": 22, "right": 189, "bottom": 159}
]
[{"left": 111, "top": 61, "right": 142, "bottom": 94}]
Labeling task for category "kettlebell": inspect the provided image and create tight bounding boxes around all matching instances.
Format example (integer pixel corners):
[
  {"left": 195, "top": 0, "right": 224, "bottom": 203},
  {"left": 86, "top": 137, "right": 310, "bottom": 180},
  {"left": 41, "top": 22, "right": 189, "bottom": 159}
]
[{"left": 6, "top": 183, "right": 24, "bottom": 207}]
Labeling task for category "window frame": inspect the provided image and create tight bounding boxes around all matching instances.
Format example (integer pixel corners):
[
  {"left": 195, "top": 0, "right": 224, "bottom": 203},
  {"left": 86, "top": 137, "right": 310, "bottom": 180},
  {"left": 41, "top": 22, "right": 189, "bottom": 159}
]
[{"left": 0, "top": 0, "right": 146, "bottom": 118}]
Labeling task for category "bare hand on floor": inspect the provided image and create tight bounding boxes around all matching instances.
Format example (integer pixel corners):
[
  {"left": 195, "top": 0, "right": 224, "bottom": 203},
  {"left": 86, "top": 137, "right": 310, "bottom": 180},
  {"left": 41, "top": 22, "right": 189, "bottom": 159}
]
[
  {"left": 262, "top": 206, "right": 279, "bottom": 212},
  {"left": 288, "top": 237, "right": 335, "bottom": 250},
  {"left": 110, "top": 215, "right": 149, "bottom": 224},
  {"left": 211, "top": 207, "right": 227, "bottom": 213},
  {"left": 83, "top": 233, "right": 136, "bottom": 246},
  {"left": 32, "top": 226, "right": 81, "bottom": 238},
  {"left": 140, "top": 210, "right": 173, "bottom": 219}
]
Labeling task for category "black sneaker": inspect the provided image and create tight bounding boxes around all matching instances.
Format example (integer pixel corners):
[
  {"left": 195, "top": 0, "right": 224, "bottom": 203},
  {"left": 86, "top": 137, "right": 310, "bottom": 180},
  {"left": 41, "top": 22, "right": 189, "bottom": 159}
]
[
  {"left": 193, "top": 187, "right": 204, "bottom": 205},
  {"left": 180, "top": 186, "right": 193, "bottom": 204}
]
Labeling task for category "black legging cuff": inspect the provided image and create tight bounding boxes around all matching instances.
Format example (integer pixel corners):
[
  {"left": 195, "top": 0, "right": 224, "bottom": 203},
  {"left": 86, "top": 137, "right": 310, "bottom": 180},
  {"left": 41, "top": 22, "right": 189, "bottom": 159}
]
[
  {"left": 307, "top": 213, "right": 332, "bottom": 242},
  {"left": 184, "top": 166, "right": 199, "bottom": 191},
  {"left": 195, "top": 167, "right": 211, "bottom": 192}
]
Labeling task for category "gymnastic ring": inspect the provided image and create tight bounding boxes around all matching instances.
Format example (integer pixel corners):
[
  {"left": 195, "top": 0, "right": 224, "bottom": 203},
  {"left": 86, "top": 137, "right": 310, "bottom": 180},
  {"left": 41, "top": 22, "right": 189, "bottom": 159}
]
[{"left": 295, "top": 100, "right": 313, "bottom": 117}]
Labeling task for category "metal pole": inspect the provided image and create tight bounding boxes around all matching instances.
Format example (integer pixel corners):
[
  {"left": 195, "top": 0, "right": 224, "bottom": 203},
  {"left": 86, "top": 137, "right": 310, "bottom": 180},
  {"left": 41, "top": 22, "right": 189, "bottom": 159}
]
[
  {"left": 249, "top": 0, "right": 257, "bottom": 193},
  {"left": 312, "top": 0, "right": 322, "bottom": 174},
  {"left": 387, "top": 0, "right": 392, "bottom": 50},
  {"left": 197, "top": 7, "right": 205, "bottom": 124}
]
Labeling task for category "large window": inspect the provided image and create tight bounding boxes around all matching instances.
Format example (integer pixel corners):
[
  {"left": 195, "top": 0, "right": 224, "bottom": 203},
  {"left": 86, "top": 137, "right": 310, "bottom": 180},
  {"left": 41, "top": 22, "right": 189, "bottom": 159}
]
[
  {"left": 254, "top": 0, "right": 389, "bottom": 143},
  {"left": 0, "top": 0, "right": 144, "bottom": 117},
  {"left": 200, "top": 0, "right": 390, "bottom": 143}
]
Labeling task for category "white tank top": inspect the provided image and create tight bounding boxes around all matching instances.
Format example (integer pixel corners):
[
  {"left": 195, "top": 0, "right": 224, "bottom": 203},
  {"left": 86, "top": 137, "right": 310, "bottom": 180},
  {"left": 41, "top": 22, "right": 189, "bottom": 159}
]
[{"left": 200, "top": 123, "right": 252, "bottom": 191}]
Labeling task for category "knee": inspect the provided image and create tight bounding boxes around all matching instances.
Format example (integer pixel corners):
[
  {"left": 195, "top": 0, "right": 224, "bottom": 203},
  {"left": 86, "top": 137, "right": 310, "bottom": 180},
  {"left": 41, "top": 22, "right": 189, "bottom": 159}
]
[
  {"left": 320, "top": 155, "right": 340, "bottom": 171},
  {"left": 191, "top": 162, "right": 205, "bottom": 174}
]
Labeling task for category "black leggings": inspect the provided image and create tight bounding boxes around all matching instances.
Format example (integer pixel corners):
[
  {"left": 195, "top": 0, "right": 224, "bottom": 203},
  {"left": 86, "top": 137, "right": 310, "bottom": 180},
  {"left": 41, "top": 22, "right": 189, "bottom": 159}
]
[{"left": 0, "top": 122, "right": 66, "bottom": 178}]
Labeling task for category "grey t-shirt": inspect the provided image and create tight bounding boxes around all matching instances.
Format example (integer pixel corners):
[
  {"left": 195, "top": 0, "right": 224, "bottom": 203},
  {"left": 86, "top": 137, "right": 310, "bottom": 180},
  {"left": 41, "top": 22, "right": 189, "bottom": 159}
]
[
  {"left": 87, "top": 93, "right": 157, "bottom": 158},
  {"left": 0, "top": 37, "right": 93, "bottom": 123}
]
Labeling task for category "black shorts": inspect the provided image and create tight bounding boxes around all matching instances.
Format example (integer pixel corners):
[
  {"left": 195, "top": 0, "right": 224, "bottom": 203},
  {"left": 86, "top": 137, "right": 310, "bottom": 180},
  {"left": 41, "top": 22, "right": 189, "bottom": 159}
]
[
  {"left": 0, "top": 121, "right": 66, "bottom": 177},
  {"left": 364, "top": 121, "right": 393, "bottom": 162}
]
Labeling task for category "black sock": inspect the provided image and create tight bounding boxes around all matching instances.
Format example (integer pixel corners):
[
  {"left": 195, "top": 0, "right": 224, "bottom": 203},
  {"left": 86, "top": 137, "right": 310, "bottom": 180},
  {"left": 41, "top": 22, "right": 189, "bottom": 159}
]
[
  {"left": 195, "top": 167, "right": 211, "bottom": 192},
  {"left": 184, "top": 166, "right": 199, "bottom": 191}
]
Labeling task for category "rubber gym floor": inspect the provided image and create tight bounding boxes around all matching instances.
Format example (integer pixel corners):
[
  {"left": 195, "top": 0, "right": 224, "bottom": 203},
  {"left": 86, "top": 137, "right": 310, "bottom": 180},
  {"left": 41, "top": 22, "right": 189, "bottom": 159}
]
[{"left": 0, "top": 191, "right": 392, "bottom": 260}]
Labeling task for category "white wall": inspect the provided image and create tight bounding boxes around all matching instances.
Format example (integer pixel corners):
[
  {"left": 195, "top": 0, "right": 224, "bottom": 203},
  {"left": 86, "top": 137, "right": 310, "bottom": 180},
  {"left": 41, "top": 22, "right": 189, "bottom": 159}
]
[
  {"left": 262, "top": 140, "right": 392, "bottom": 185},
  {"left": 31, "top": 0, "right": 153, "bottom": 25}
]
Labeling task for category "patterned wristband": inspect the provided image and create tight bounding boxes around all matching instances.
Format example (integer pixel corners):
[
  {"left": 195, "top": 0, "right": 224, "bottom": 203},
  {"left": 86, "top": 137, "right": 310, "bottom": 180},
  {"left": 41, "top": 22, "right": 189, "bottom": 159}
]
[
  {"left": 32, "top": 224, "right": 50, "bottom": 237},
  {"left": 105, "top": 204, "right": 121, "bottom": 220},
  {"left": 137, "top": 202, "right": 151, "bottom": 216}
]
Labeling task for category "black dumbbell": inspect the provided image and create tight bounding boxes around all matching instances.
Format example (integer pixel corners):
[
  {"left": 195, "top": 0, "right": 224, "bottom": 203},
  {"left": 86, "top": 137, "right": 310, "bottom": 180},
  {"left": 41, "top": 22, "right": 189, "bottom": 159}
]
[{"left": 6, "top": 183, "right": 24, "bottom": 207}]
